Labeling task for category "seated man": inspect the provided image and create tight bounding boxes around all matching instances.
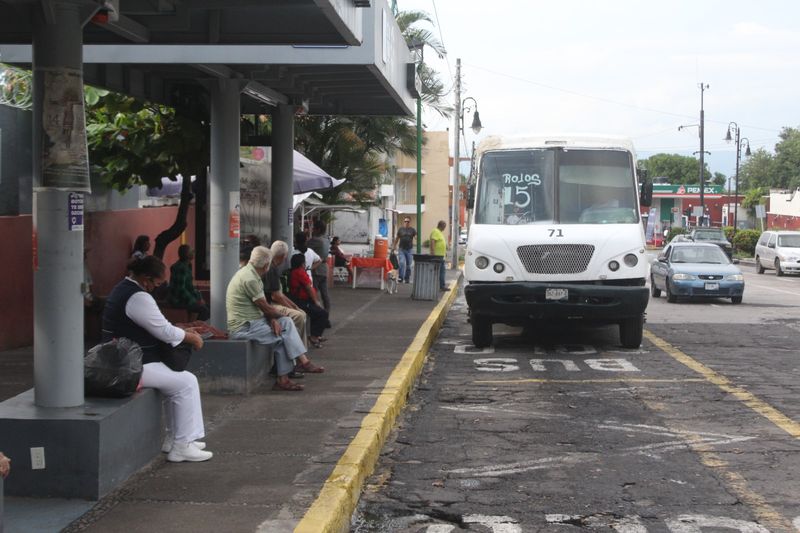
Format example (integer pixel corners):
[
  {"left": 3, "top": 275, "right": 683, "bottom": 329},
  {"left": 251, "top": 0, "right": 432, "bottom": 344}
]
[
  {"left": 226, "top": 246, "right": 323, "bottom": 391},
  {"left": 267, "top": 241, "right": 308, "bottom": 347}
]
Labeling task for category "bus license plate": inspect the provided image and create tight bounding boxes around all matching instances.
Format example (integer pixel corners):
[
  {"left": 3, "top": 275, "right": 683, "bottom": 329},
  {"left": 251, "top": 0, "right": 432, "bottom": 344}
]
[
  {"left": 546, "top": 288, "right": 568, "bottom": 301},
  {"left": 705, "top": 282, "right": 719, "bottom": 291}
]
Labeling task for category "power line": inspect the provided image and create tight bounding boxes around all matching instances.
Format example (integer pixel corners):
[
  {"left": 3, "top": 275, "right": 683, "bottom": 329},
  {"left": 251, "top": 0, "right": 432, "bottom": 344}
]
[{"left": 464, "top": 61, "right": 783, "bottom": 135}]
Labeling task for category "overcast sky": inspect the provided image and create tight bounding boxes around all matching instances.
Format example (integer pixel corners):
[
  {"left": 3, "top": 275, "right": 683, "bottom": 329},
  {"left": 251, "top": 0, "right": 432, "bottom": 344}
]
[{"left": 397, "top": 0, "right": 800, "bottom": 179}]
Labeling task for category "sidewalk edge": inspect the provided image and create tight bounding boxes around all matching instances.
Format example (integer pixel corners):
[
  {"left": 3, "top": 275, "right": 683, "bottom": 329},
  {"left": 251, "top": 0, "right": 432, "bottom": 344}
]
[{"left": 294, "top": 275, "right": 461, "bottom": 533}]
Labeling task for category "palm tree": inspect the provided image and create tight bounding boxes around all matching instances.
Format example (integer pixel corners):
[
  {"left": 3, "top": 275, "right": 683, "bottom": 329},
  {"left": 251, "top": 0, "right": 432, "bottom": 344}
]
[{"left": 396, "top": 10, "right": 451, "bottom": 117}]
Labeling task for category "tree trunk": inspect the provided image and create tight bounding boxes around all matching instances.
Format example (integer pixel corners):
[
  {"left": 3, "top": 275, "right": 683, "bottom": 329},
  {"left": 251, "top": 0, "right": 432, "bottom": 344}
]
[{"left": 152, "top": 168, "right": 202, "bottom": 259}]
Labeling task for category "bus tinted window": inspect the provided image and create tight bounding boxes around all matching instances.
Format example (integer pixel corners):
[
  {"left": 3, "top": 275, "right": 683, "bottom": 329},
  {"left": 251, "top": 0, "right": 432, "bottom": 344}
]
[{"left": 475, "top": 149, "right": 555, "bottom": 225}]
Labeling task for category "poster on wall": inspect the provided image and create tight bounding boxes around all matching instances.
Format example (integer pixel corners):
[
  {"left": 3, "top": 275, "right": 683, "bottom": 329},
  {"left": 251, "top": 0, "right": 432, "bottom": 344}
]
[{"left": 39, "top": 68, "right": 91, "bottom": 192}]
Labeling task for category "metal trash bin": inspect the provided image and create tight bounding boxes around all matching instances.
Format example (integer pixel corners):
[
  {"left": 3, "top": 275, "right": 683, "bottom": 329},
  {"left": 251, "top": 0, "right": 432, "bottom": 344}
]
[{"left": 412, "top": 254, "right": 441, "bottom": 300}]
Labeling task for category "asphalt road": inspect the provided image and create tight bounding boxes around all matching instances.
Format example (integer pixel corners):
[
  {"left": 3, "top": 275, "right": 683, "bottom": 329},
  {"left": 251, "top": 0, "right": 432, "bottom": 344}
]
[{"left": 353, "top": 264, "right": 800, "bottom": 532}]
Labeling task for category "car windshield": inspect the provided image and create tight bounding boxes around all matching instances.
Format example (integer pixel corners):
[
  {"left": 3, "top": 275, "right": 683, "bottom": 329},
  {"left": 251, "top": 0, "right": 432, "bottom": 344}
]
[
  {"left": 778, "top": 234, "right": 800, "bottom": 247},
  {"left": 693, "top": 230, "right": 725, "bottom": 241},
  {"left": 670, "top": 246, "right": 729, "bottom": 264}
]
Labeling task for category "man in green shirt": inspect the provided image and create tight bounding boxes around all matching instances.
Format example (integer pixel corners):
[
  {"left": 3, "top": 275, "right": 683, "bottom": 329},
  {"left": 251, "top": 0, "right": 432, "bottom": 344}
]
[
  {"left": 429, "top": 220, "right": 448, "bottom": 291},
  {"left": 226, "top": 246, "right": 323, "bottom": 391}
]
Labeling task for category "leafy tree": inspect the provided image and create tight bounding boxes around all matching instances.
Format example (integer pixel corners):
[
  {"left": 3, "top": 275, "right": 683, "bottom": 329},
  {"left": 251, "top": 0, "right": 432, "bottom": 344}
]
[
  {"left": 773, "top": 127, "right": 800, "bottom": 190},
  {"left": 738, "top": 148, "right": 776, "bottom": 191},
  {"left": 712, "top": 171, "right": 726, "bottom": 186},
  {"left": 741, "top": 187, "right": 766, "bottom": 210},
  {"left": 641, "top": 153, "right": 711, "bottom": 184},
  {"left": 396, "top": 10, "right": 450, "bottom": 117},
  {"left": 86, "top": 89, "right": 209, "bottom": 259}
]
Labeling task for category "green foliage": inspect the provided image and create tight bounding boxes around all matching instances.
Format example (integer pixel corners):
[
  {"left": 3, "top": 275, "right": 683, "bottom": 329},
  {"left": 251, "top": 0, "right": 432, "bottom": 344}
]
[
  {"left": 86, "top": 91, "right": 208, "bottom": 191},
  {"left": 667, "top": 226, "right": 686, "bottom": 242},
  {"left": 295, "top": 115, "right": 417, "bottom": 206},
  {"left": 723, "top": 226, "right": 735, "bottom": 242},
  {"left": 741, "top": 187, "right": 766, "bottom": 210},
  {"left": 712, "top": 171, "right": 726, "bottom": 186},
  {"left": 733, "top": 229, "right": 760, "bottom": 256},
  {"left": 739, "top": 127, "right": 800, "bottom": 191},
  {"left": 641, "top": 153, "right": 711, "bottom": 185}
]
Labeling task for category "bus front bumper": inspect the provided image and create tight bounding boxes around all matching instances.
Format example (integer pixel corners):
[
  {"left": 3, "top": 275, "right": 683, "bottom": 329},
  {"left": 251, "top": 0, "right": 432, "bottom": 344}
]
[{"left": 464, "top": 281, "right": 649, "bottom": 324}]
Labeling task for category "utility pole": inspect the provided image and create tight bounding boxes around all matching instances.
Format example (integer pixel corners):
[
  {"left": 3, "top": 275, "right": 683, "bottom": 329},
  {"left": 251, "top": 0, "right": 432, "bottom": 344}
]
[
  {"left": 450, "top": 59, "right": 462, "bottom": 270},
  {"left": 698, "top": 83, "right": 709, "bottom": 220}
]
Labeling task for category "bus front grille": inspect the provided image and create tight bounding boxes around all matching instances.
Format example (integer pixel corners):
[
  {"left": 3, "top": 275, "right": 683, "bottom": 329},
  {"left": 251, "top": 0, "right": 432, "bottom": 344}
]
[{"left": 517, "top": 244, "right": 595, "bottom": 274}]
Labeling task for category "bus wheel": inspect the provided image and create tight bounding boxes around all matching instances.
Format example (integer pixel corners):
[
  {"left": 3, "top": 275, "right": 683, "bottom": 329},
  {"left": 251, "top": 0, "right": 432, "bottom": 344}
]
[
  {"left": 472, "top": 319, "right": 493, "bottom": 348},
  {"left": 619, "top": 315, "right": 644, "bottom": 348}
]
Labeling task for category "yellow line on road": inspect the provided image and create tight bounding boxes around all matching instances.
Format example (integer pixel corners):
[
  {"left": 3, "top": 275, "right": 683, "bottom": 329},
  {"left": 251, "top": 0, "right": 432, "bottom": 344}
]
[
  {"left": 641, "top": 397, "right": 794, "bottom": 531},
  {"left": 474, "top": 378, "right": 706, "bottom": 384},
  {"left": 644, "top": 330, "right": 800, "bottom": 440}
]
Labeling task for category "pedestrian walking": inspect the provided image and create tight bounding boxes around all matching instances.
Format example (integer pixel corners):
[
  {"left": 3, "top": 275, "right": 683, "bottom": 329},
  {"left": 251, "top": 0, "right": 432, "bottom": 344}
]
[
  {"left": 392, "top": 216, "right": 417, "bottom": 284},
  {"left": 429, "top": 220, "right": 448, "bottom": 291}
]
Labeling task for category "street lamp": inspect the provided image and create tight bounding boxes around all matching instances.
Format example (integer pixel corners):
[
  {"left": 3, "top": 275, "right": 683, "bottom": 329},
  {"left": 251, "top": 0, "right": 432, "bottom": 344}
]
[
  {"left": 725, "top": 122, "right": 751, "bottom": 236},
  {"left": 450, "top": 58, "right": 483, "bottom": 270}
]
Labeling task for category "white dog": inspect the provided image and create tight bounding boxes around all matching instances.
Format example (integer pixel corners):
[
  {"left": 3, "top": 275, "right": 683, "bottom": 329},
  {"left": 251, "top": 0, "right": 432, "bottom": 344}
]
[{"left": 386, "top": 269, "right": 399, "bottom": 294}]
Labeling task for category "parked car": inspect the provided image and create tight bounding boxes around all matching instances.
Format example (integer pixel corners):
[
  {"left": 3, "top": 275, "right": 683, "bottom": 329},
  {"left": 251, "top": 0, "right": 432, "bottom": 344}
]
[
  {"left": 458, "top": 230, "right": 468, "bottom": 245},
  {"left": 688, "top": 227, "right": 733, "bottom": 258},
  {"left": 650, "top": 242, "right": 744, "bottom": 304},
  {"left": 754, "top": 230, "right": 800, "bottom": 276}
]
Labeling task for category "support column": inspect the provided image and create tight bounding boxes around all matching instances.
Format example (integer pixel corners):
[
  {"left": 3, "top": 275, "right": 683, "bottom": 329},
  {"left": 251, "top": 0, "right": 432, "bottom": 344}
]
[
  {"left": 271, "top": 104, "right": 295, "bottom": 248},
  {"left": 31, "top": 2, "right": 86, "bottom": 408},
  {"left": 209, "top": 79, "right": 241, "bottom": 331}
]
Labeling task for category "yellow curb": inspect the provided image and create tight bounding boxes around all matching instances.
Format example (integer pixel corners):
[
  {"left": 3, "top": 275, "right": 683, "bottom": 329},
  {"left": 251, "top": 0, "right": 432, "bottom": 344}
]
[{"left": 294, "top": 275, "right": 461, "bottom": 533}]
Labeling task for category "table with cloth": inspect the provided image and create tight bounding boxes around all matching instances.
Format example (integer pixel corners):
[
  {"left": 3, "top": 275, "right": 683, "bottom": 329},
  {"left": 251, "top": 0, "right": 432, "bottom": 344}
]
[{"left": 350, "top": 256, "right": 393, "bottom": 290}]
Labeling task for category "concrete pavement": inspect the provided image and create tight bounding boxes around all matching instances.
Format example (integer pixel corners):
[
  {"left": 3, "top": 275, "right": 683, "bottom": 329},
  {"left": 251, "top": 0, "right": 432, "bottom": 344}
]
[{"left": 0, "top": 270, "right": 461, "bottom": 533}]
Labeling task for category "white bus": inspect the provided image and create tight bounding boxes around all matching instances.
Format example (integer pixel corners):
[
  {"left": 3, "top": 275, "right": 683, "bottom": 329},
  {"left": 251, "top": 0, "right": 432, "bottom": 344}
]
[{"left": 464, "top": 135, "right": 653, "bottom": 348}]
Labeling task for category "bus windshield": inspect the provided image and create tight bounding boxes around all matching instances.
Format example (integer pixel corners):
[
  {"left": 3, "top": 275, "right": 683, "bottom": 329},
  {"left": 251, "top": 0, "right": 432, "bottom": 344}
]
[{"left": 474, "top": 148, "right": 639, "bottom": 225}]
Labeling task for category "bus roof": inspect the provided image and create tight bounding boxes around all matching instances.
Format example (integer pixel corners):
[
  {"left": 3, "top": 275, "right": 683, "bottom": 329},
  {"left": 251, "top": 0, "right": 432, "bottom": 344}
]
[{"left": 476, "top": 134, "right": 636, "bottom": 156}]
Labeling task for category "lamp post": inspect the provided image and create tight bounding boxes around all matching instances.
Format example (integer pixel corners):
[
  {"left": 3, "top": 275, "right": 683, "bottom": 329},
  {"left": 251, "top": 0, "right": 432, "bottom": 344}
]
[
  {"left": 450, "top": 58, "right": 482, "bottom": 271},
  {"left": 725, "top": 122, "right": 751, "bottom": 237}
]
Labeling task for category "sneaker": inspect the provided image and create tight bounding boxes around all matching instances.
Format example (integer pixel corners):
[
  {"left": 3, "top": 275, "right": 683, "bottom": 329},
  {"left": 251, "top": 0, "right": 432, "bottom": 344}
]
[
  {"left": 162, "top": 439, "right": 206, "bottom": 453},
  {"left": 167, "top": 442, "right": 213, "bottom": 462}
]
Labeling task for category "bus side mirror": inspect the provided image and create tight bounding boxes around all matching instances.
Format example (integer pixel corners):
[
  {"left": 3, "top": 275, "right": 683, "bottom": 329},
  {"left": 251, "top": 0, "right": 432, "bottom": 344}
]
[
  {"left": 639, "top": 171, "right": 653, "bottom": 207},
  {"left": 467, "top": 185, "right": 475, "bottom": 209}
]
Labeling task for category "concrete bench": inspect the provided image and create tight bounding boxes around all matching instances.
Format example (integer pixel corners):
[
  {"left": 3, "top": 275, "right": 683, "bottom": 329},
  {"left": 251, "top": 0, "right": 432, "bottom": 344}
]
[
  {"left": 186, "top": 339, "right": 273, "bottom": 395},
  {"left": 0, "top": 388, "right": 162, "bottom": 500}
]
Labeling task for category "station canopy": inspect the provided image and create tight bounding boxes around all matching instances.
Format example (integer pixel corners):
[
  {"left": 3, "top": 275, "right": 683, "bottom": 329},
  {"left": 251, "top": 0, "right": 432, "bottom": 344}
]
[{"left": 0, "top": 0, "right": 416, "bottom": 116}]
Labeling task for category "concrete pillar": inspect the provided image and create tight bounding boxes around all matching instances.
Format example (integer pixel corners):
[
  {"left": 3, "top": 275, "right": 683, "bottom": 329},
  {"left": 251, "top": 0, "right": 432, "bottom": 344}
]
[
  {"left": 31, "top": 2, "right": 87, "bottom": 407},
  {"left": 209, "top": 79, "right": 241, "bottom": 331},
  {"left": 271, "top": 105, "right": 295, "bottom": 248}
]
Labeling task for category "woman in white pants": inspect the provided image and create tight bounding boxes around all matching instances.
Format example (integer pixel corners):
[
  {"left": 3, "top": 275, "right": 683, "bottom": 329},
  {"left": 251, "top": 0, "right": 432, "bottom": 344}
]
[{"left": 102, "top": 255, "right": 212, "bottom": 463}]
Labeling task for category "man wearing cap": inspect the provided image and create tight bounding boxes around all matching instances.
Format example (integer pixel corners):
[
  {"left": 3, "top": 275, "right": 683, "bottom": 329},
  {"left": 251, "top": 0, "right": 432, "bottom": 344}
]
[{"left": 392, "top": 217, "right": 417, "bottom": 284}]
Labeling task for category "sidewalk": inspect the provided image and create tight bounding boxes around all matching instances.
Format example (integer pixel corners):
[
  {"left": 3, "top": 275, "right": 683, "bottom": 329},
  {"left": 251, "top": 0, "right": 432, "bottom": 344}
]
[{"left": 0, "top": 270, "right": 461, "bottom": 533}]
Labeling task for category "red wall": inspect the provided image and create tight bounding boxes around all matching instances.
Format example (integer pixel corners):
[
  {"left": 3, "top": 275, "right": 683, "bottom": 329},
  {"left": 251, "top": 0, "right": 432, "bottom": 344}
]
[
  {"left": 0, "top": 215, "right": 34, "bottom": 349},
  {"left": 767, "top": 214, "right": 800, "bottom": 231},
  {"left": 0, "top": 206, "right": 196, "bottom": 350}
]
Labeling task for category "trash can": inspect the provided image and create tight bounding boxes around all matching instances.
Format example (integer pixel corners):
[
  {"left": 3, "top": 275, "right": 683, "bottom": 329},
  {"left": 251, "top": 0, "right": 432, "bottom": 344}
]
[{"left": 412, "top": 254, "right": 441, "bottom": 300}]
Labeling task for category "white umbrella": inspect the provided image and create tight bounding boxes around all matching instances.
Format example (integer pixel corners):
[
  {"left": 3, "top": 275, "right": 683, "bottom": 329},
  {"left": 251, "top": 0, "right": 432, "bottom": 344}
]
[{"left": 292, "top": 151, "right": 345, "bottom": 194}]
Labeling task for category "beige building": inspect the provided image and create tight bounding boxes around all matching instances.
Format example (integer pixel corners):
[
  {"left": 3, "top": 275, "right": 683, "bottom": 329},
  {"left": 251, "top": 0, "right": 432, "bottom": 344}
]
[{"left": 393, "top": 130, "right": 451, "bottom": 249}]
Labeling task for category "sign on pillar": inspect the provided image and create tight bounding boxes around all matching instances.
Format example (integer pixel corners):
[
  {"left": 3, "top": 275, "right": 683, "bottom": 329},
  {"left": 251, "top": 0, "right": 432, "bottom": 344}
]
[{"left": 229, "top": 191, "right": 240, "bottom": 239}]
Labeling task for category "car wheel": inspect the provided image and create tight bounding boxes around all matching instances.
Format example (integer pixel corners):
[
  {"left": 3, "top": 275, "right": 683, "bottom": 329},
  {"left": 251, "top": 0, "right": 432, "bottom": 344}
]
[
  {"left": 755, "top": 256, "right": 765, "bottom": 274},
  {"left": 650, "top": 275, "right": 661, "bottom": 297},
  {"left": 666, "top": 279, "right": 677, "bottom": 303},
  {"left": 471, "top": 318, "right": 493, "bottom": 348},
  {"left": 731, "top": 296, "right": 743, "bottom": 304},
  {"left": 619, "top": 315, "right": 644, "bottom": 348},
  {"left": 775, "top": 258, "right": 784, "bottom": 277}
]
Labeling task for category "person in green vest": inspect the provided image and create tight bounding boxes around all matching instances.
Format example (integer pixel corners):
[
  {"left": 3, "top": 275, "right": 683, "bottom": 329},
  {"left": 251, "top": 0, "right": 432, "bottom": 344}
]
[{"left": 429, "top": 220, "right": 448, "bottom": 291}]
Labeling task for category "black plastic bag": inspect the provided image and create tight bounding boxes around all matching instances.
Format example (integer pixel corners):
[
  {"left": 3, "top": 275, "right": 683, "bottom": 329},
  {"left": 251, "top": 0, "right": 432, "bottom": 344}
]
[
  {"left": 389, "top": 252, "right": 400, "bottom": 270},
  {"left": 84, "top": 338, "right": 143, "bottom": 398}
]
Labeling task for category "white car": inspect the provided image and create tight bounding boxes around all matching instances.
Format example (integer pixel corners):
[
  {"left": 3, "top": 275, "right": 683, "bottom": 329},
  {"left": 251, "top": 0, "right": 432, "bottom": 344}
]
[
  {"left": 754, "top": 230, "right": 800, "bottom": 276},
  {"left": 458, "top": 230, "right": 468, "bottom": 245}
]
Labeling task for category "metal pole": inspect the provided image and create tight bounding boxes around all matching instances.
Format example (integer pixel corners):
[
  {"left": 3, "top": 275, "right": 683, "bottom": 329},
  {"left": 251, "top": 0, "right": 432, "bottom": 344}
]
[
  {"left": 450, "top": 59, "right": 462, "bottom": 271},
  {"left": 698, "top": 83, "right": 708, "bottom": 218},
  {"left": 415, "top": 88, "right": 422, "bottom": 254},
  {"left": 733, "top": 126, "right": 740, "bottom": 237},
  {"left": 272, "top": 105, "right": 295, "bottom": 248},
  {"left": 31, "top": 2, "right": 86, "bottom": 407},
  {"left": 209, "top": 79, "right": 241, "bottom": 331}
]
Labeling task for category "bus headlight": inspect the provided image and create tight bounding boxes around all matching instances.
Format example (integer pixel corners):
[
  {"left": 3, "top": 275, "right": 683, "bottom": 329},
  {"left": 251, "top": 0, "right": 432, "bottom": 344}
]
[
  {"left": 475, "top": 256, "right": 490, "bottom": 269},
  {"left": 493, "top": 262, "right": 505, "bottom": 273},
  {"left": 623, "top": 254, "right": 639, "bottom": 267},
  {"left": 608, "top": 260, "right": 620, "bottom": 272}
]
